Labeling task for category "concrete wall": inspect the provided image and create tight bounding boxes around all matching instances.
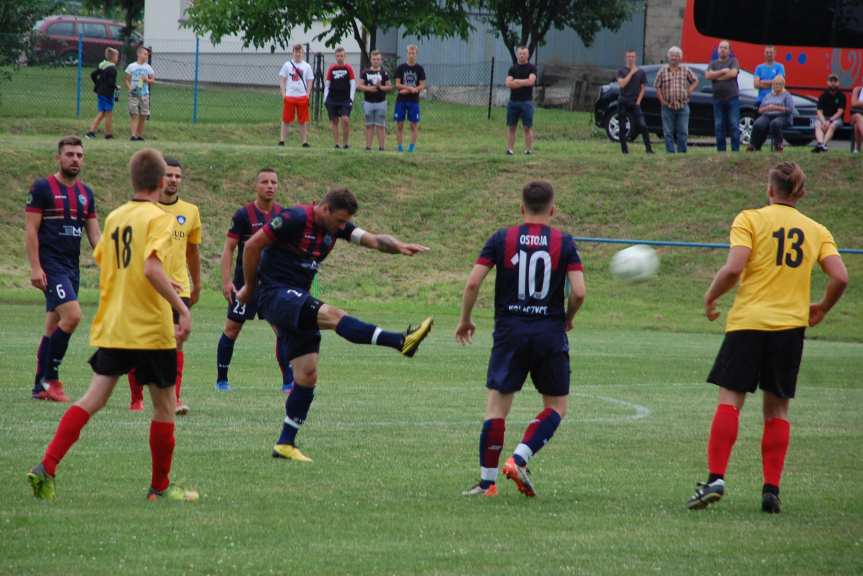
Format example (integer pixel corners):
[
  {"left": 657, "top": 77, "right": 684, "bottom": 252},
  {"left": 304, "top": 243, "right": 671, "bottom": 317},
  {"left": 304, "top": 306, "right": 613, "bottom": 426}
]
[{"left": 643, "top": 0, "right": 687, "bottom": 64}]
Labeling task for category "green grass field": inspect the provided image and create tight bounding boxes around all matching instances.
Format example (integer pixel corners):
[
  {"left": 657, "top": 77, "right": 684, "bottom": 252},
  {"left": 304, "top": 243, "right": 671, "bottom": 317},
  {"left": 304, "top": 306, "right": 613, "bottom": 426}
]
[{"left": 0, "top": 74, "right": 861, "bottom": 574}]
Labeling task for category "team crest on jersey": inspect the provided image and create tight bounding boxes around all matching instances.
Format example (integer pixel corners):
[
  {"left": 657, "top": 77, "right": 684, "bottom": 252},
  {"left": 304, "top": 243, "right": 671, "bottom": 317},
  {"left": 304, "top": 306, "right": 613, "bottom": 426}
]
[
  {"left": 177, "top": 215, "right": 187, "bottom": 225},
  {"left": 79, "top": 193, "right": 88, "bottom": 207},
  {"left": 26, "top": 193, "right": 33, "bottom": 205},
  {"left": 270, "top": 216, "right": 283, "bottom": 230},
  {"left": 323, "top": 235, "right": 333, "bottom": 248}
]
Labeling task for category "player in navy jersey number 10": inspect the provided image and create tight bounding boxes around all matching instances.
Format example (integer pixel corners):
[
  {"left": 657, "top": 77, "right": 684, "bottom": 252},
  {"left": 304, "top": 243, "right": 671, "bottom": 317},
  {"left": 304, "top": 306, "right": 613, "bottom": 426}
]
[
  {"left": 237, "top": 188, "right": 434, "bottom": 462},
  {"left": 25, "top": 136, "right": 101, "bottom": 402},
  {"left": 456, "top": 181, "right": 586, "bottom": 497},
  {"left": 215, "top": 168, "right": 294, "bottom": 393}
]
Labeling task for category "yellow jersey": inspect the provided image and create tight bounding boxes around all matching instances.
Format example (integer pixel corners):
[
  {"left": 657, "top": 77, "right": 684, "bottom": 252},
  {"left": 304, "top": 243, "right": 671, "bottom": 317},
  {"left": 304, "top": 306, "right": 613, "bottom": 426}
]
[
  {"left": 157, "top": 198, "right": 202, "bottom": 298},
  {"left": 90, "top": 200, "right": 176, "bottom": 349},
  {"left": 726, "top": 203, "right": 839, "bottom": 332}
]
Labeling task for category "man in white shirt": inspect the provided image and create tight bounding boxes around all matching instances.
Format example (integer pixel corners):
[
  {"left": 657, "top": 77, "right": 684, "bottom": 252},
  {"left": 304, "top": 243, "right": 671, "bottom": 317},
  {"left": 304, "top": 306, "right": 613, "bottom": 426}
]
[
  {"left": 124, "top": 46, "right": 155, "bottom": 141},
  {"left": 278, "top": 44, "right": 315, "bottom": 147}
]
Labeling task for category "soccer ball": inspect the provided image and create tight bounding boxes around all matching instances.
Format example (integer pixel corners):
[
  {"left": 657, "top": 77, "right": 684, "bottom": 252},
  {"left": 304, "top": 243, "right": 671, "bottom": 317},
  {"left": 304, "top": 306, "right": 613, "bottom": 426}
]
[{"left": 609, "top": 245, "right": 659, "bottom": 282}]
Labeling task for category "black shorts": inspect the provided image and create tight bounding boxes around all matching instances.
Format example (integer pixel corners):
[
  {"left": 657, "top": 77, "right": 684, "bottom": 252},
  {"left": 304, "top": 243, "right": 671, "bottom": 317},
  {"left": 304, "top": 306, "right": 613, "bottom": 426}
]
[
  {"left": 486, "top": 318, "right": 571, "bottom": 397},
  {"left": 89, "top": 348, "right": 177, "bottom": 389},
  {"left": 707, "top": 328, "right": 805, "bottom": 400},
  {"left": 326, "top": 101, "right": 352, "bottom": 121},
  {"left": 172, "top": 297, "right": 192, "bottom": 324}
]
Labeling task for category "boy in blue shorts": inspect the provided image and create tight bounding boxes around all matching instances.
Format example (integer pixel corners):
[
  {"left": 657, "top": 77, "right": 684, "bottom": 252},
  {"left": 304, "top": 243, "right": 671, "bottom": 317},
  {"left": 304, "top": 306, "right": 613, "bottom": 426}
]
[
  {"left": 394, "top": 45, "right": 426, "bottom": 153},
  {"left": 25, "top": 136, "right": 102, "bottom": 402},
  {"left": 456, "top": 181, "right": 586, "bottom": 497},
  {"left": 86, "top": 47, "right": 119, "bottom": 140}
]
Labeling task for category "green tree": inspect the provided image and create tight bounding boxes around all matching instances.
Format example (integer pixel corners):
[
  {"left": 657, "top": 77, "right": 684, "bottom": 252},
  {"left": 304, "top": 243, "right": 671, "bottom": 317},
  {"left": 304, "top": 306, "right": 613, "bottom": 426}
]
[
  {"left": 0, "top": 0, "right": 56, "bottom": 69},
  {"left": 474, "top": 0, "right": 635, "bottom": 63},
  {"left": 185, "top": 0, "right": 472, "bottom": 67},
  {"left": 83, "top": 0, "right": 143, "bottom": 39}
]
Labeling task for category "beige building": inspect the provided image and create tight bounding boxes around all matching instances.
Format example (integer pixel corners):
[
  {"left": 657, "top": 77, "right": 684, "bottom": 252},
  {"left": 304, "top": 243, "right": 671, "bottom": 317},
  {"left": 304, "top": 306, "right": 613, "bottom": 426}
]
[{"left": 644, "top": 0, "right": 688, "bottom": 64}]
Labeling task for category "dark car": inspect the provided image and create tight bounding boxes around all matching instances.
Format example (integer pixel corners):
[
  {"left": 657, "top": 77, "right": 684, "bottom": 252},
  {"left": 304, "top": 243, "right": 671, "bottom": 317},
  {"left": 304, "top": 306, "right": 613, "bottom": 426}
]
[
  {"left": 31, "top": 15, "right": 142, "bottom": 66},
  {"left": 594, "top": 63, "right": 818, "bottom": 147}
]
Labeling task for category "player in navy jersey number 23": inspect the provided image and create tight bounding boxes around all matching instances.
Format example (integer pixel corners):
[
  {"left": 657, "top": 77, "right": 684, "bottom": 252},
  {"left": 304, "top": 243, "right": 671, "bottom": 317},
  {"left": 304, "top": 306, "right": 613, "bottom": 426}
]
[{"left": 456, "top": 181, "right": 586, "bottom": 497}]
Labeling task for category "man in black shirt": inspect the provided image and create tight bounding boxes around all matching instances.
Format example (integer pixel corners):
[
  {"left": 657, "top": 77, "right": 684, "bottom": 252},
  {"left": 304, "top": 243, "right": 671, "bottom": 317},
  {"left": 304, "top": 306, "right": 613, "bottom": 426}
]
[
  {"left": 505, "top": 47, "right": 538, "bottom": 155},
  {"left": 814, "top": 74, "right": 846, "bottom": 153},
  {"left": 616, "top": 49, "right": 653, "bottom": 154},
  {"left": 85, "top": 47, "right": 119, "bottom": 140}
]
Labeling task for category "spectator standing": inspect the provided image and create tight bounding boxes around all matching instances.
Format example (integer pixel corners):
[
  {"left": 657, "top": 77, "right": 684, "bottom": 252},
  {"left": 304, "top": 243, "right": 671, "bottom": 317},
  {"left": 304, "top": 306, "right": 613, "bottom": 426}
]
[
  {"left": 753, "top": 46, "right": 785, "bottom": 106},
  {"left": 279, "top": 44, "right": 315, "bottom": 148},
  {"left": 358, "top": 50, "right": 392, "bottom": 151},
  {"left": 505, "top": 46, "right": 537, "bottom": 156},
  {"left": 86, "top": 47, "right": 119, "bottom": 140},
  {"left": 748, "top": 76, "right": 795, "bottom": 152},
  {"left": 851, "top": 85, "right": 863, "bottom": 154},
  {"left": 324, "top": 47, "right": 356, "bottom": 149},
  {"left": 124, "top": 46, "right": 154, "bottom": 142},
  {"left": 813, "top": 74, "right": 846, "bottom": 153},
  {"left": 654, "top": 46, "right": 698, "bottom": 153},
  {"left": 394, "top": 45, "right": 426, "bottom": 153},
  {"left": 615, "top": 49, "right": 653, "bottom": 154},
  {"left": 705, "top": 41, "right": 741, "bottom": 152}
]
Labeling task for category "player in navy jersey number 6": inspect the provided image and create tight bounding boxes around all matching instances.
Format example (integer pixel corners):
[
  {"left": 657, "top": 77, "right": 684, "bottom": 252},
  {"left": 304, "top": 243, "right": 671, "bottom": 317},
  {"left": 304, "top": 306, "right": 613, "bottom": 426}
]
[
  {"left": 25, "top": 136, "right": 101, "bottom": 403},
  {"left": 456, "top": 181, "right": 586, "bottom": 497},
  {"left": 237, "top": 188, "right": 434, "bottom": 462}
]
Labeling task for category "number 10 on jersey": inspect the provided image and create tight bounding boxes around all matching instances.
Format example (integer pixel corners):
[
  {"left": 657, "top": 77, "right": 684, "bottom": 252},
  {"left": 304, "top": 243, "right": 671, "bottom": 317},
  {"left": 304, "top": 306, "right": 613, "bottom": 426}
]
[{"left": 511, "top": 249, "right": 551, "bottom": 301}]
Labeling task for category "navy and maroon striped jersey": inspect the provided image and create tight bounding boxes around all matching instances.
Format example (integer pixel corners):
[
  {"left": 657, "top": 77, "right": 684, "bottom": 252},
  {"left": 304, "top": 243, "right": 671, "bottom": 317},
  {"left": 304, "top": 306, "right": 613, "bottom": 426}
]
[
  {"left": 227, "top": 201, "right": 282, "bottom": 288},
  {"left": 477, "top": 224, "right": 583, "bottom": 321},
  {"left": 25, "top": 176, "right": 96, "bottom": 273},
  {"left": 259, "top": 203, "right": 356, "bottom": 291}
]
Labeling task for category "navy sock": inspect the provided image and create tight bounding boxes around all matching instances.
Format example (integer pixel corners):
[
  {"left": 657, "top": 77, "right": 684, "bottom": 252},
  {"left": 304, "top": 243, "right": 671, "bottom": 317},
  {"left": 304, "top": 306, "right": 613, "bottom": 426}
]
[
  {"left": 33, "top": 335, "right": 50, "bottom": 393},
  {"left": 513, "top": 408, "right": 562, "bottom": 466},
  {"left": 217, "top": 333, "right": 235, "bottom": 382},
  {"left": 275, "top": 336, "right": 294, "bottom": 387},
  {"left": 44, "top": 327, "right": 72, "bottom": 381},
  {"left": 335, "top": 316, "right": 403, "bottom": 350},
  {"left": 277, "top": 384, "right": 315, "bottom": 445}
]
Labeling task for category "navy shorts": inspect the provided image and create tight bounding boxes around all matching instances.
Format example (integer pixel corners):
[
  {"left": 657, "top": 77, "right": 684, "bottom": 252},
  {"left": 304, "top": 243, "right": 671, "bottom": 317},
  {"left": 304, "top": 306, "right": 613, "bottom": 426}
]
[
  {"left": 97, "top": 95, "right": 115, "bottom": 113},
  {"left": 486, "top": 319, "right": 571, "bottom": 397},
  {"left": 708, "top": 328, "right": 805, "bottom": 400},
  {"left": 259, "top": 287, "right": 322, "bottom": 361},
  {"left": 394, "top": 100, "right": 421, "bottom": 123},
  {"left": 326, "top": 101, "right": 353, "bottom": 121},
  {"left": 44, "top": 270, "right": 80, "bottom": 311},
  {"left": 226, "top": 291, "right": 260, "bottom": 323},
  {"left": 507, "top": 100, "right": 534, "bottom": 128}
]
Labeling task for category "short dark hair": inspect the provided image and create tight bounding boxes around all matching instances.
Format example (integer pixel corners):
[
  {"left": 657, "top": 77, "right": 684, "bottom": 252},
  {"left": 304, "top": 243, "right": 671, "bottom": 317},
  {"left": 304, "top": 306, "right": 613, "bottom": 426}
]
[
  {"left": 57, "top": 135, "right": 83, "bottom": 153},
  {"left": 322, "top": 188, "right": 358, "bottom": 215},
  {"left": 163, "top": 156, "right": 182, "bottom": 169},
  {"left": 255, "top": 167, "right": 277, "bottom": 180},
  {"left": 625, "top": 48, "right": 637, "bottom": 54},
  {"left": 769, "top": 162, "right": 806, "bottom": 199},
  {"left": 129, "top": 148, "right": 166, "bottom": 192},
  {"left": 522, "top": 181, "right": 554, "bottom": 214}
]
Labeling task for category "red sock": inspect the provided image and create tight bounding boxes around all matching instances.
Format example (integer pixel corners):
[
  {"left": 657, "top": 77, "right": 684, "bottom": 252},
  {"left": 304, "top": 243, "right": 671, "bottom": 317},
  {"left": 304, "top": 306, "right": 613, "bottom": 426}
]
[
  {"left": 175, "top": 351, "right": 184, "bottom": 401},
  {"left": 42, "top": 405, "right": 91, "bottom": 476},
  {"left": 762, "top": 418, "right": 791, "bottom": 488},
  {"left": 149, "top": 420, "right": 175, "bottom": 492},
  {"left": 129, "top": 369, "right": 144, "bottom": 404},
  {"left": 707, "top": 403, "right": 739, "bottom": 478}
]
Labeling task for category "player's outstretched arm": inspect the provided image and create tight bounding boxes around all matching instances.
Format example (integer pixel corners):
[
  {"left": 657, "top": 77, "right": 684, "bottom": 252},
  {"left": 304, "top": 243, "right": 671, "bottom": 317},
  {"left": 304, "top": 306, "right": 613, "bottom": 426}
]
[
  {"left": 565, "top": 270, "right": 586, "bottom": 332},
  {"left": 144, "top": 254, "right": 191, "bottom": 343},
  {"left": 24, "top": 212, "right": 46, "bottom": 291},
  {"left": 359, "top": 232, "right": 429, "bottom": 256},
  {"left": 219, "top": 236, "right": 239, "bottom": 302},
  {"left": 236, "top": 228, "right": 273, "bottom": 304},
  {"left": 704, "top": 246, "right": 750, "bottom": 321},
  {"left": 810, "top": 255, "right": 849, "bottom": 326},
  {"left": 456, "top": 264, "right": 491, "bottom": 345}
]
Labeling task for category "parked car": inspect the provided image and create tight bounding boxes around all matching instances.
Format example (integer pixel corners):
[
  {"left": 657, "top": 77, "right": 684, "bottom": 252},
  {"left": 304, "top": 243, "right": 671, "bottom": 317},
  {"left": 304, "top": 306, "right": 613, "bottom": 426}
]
[
  {"left": 31, "top": 15, "right": 142, "bottom": 66},
  {"left": 594, "top": 63, "right": 818, "bottom": 147}
]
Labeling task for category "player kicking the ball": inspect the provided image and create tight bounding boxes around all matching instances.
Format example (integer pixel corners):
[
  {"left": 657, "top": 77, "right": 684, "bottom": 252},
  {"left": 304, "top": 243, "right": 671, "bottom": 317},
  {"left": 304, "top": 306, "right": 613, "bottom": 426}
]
[
  {"left": 237, "top": 188, "right": 433, "bottom": 462},
  {"left": 456, "top": 181, "right": 586, "bottom": 497},
  {"left": 28, "top": 149, "right": 197, "bottom": 502},
  {"left": 688, "top": 162, "right": 848, "bottom": 513}
]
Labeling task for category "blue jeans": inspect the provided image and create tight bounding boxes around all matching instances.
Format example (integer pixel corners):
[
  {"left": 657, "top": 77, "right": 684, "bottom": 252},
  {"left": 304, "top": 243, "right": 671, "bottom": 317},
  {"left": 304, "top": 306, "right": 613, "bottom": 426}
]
[
  {"left": 713, "top": 96, "right": 740, "bottom": 151},
  {"left": 661, "top": 105, "right": 690, "bottom": 153}
]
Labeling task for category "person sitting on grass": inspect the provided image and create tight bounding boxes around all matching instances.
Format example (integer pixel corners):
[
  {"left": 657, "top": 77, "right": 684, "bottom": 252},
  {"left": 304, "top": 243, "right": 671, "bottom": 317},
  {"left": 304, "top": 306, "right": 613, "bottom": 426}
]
[{"left": 748, "top": 75, "right": 795, "bottom": 152}]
